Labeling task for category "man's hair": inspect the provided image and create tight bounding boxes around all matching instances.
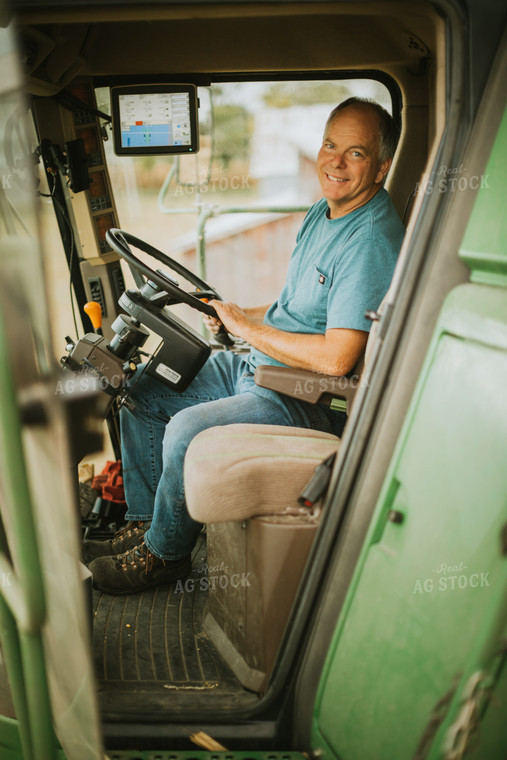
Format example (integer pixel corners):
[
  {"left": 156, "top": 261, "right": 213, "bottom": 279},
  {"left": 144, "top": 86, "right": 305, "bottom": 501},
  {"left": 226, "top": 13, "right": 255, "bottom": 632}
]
[{"left": 324, "top": 97, "right": 400, "bottom": 163}]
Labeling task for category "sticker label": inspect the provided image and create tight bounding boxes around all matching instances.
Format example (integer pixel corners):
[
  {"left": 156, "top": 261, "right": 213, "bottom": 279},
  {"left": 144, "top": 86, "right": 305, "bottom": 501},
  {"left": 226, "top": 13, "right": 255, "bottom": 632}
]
[{"left": 155, "top": 363, "right": 181, "bottom": 384}]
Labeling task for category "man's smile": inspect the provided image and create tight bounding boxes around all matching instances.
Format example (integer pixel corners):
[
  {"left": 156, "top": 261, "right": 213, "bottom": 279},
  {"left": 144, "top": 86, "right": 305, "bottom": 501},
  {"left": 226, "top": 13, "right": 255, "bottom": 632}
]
[{"left": 325, "top": 173, "right": 348, "bottom": 183}]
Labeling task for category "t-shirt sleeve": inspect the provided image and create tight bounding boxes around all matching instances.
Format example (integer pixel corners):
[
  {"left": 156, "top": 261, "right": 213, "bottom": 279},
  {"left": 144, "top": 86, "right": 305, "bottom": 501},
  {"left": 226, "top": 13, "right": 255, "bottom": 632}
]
[{"left": 326, "top": 231, "right": 398, "bottom": 332}]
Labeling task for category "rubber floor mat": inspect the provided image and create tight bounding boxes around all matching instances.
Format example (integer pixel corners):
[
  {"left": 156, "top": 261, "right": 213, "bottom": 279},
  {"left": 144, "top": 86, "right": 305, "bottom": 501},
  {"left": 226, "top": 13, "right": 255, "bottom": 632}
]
[{"left": 91, "top": 533, "right": 250, "bottom": 713}]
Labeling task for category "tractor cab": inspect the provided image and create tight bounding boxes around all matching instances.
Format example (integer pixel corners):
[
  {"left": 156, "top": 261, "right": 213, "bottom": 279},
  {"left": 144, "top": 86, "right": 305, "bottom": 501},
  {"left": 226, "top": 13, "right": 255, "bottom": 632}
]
[{"left": 0, "top": 1, "right": 506, "bottom": 759}]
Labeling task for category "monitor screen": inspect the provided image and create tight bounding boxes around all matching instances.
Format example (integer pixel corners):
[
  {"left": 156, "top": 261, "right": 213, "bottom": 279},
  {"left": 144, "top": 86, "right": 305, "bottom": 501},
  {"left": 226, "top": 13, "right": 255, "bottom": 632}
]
[{"left": 111, "top": 84, "right": 199, "bottom": 156}]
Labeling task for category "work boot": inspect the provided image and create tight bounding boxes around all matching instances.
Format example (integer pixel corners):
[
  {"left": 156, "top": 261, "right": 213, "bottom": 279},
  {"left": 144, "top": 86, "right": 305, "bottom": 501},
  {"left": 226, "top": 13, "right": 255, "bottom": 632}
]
[
  {"left": 89, "top": 541, "right": 191, "bottom": 595},
  {"left": 82, "top": 521, "right": 149, "bottom": 563}
]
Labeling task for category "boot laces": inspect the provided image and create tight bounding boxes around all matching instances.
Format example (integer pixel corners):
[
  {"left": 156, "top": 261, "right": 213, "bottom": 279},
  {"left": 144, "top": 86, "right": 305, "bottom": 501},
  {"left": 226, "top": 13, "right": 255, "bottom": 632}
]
[
  {"left": 112, "top": 521, "right": 145, "bottom": 550},
  {"left": 120, "top": 542, "right": 165, "bottom": 575}
]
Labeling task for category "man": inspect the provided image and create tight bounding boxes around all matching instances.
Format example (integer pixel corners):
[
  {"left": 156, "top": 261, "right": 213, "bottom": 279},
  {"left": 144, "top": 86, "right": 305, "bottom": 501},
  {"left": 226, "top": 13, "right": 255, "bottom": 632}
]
[{"left": 86, "top": 97, "right": 405, "bottom": 595}]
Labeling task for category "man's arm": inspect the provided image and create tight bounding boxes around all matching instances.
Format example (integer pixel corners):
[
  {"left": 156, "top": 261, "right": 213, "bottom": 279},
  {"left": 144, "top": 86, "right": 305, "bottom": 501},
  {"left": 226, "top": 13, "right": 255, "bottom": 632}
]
[
  {"left": 210, "top": 300, "right": 367, "bottom": 377},
  {"left": 242, "top": 304, "right": 272, "bottom": 322}
]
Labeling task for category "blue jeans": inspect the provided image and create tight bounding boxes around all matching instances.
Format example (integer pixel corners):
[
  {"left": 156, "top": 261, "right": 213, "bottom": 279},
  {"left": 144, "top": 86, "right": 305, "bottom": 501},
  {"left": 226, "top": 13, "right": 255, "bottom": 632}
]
[{"left": 120, "top": 351, "right": 345, "bottom": 560}]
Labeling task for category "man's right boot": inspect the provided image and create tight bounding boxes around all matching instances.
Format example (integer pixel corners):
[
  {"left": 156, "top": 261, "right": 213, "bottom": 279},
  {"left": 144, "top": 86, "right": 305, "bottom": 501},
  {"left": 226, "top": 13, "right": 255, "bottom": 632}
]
[{"left": 83, "top": 521, "right": 149, "bottom": 563}]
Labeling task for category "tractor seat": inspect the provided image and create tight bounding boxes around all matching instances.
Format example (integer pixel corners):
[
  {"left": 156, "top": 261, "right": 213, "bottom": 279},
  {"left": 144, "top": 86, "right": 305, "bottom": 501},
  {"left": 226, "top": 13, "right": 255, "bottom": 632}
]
[{"left": 184, "top": 423, "right": 340, "bottom": 692}]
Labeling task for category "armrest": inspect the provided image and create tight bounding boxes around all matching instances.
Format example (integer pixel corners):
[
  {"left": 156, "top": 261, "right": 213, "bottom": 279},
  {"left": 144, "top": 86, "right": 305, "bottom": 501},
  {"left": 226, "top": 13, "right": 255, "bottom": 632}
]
[{"left": 254, "top": 365, "right": 361, "bottom": 412}]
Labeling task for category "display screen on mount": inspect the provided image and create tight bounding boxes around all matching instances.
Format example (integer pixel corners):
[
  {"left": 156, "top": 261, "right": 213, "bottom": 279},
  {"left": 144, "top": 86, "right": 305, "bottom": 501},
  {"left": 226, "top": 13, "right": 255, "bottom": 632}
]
[{"left": 111, "top": 84, "right": 199, "bottom": 156}]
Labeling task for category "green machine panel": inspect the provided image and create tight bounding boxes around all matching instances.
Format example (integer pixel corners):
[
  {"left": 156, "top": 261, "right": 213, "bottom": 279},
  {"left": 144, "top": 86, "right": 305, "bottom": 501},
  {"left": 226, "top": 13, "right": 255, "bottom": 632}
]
[{"left": 311, "top": 284, "right": 507, "bottom": 759}]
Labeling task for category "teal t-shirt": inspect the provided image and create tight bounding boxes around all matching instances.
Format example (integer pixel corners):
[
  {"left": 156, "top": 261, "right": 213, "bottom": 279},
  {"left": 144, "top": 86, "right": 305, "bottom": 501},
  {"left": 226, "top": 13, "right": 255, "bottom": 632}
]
[{"left": 247, "top": 188, "right": 404, "bottom": 371}]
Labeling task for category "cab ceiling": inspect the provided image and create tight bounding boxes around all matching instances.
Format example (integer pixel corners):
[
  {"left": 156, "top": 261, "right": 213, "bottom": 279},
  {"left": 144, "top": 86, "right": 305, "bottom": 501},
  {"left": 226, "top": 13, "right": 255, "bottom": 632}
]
[{"left": 15, "top": 2, "right": 438, "bottom": 94}]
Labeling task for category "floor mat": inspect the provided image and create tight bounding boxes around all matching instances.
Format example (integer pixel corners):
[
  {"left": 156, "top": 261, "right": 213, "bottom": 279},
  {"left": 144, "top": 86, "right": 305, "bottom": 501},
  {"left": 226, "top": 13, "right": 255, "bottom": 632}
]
[{"left": 91, "top": 533, "right": 253, "bottom": 714}]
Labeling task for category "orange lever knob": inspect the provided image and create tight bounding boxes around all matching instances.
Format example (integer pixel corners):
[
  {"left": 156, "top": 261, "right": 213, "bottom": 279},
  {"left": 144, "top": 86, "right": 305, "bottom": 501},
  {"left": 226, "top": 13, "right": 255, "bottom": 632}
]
[{"left": 84, "top": 301, "right": 103, "bottom": 330}]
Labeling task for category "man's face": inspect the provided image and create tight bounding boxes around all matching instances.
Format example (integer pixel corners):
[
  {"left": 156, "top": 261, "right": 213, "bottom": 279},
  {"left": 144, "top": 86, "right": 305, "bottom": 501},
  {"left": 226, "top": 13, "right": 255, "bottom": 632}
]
[{"left": 317, "top": 106, "right": 392, "bottom": 218}]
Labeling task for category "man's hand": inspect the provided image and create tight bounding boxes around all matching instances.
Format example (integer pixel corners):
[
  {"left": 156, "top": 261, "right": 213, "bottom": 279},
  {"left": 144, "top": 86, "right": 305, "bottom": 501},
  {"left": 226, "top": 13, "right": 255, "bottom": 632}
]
[
  {"left": 204, "top": 301, "right": 271, "bottom": 338},
  {"left": 208, "top": 300, "right": 251, "bottom": 339},
  {"left": 202, "top": 309, "right": 223, "bottom": 336}
]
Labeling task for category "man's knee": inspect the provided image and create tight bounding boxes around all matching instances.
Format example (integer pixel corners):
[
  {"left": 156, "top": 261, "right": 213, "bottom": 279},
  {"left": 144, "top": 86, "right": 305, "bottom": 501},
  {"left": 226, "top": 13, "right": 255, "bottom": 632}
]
[{"left": 163, "top": 404, "right": 208, "bottom": 453}]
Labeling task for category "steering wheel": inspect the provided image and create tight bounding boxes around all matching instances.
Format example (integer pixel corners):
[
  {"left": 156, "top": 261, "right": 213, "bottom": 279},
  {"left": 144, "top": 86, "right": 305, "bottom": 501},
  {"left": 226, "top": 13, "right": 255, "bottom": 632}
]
[{"left": 105, "top": 228, "right": 234, "bottom": 346}]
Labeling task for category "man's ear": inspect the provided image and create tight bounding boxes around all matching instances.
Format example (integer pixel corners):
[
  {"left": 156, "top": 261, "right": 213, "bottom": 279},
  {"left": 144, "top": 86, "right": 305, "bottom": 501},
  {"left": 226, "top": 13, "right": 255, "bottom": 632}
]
[{"left": 375, "top": 158, "right": 392, "bottom": 184}]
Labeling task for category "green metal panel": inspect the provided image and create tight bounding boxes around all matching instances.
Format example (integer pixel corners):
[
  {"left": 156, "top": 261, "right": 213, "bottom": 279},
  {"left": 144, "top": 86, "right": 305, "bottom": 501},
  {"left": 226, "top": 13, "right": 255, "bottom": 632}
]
[
  {"left": 0, "top": 737, "right": 304, "bottom": 760},
  {"left": 0, "top": 716, "right": 68, "bottom": 760},
  {"left": 311, "top": 105, "right": 507, "bottom": 759},
  {"left": 0, "top": 19, "right": 58, "bottom": 760},
  {"left": 105, "top": 754, "right": 307, "bottom": 760},
  {"left": 0, "top": 716, "right": 31, "bottom": 760},
  {"left": 459, "top": 106, "right": 507, "bottom": 286}
]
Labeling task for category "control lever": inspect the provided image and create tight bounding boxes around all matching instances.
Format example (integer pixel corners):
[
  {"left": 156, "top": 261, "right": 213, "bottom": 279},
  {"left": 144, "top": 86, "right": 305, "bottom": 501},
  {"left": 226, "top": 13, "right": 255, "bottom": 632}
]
[
  {"left": 84, "top": 301, "right": 103, "bottom": 336},
  {"left": 215, "top": 323, "right": 235, "bottom": 347}
]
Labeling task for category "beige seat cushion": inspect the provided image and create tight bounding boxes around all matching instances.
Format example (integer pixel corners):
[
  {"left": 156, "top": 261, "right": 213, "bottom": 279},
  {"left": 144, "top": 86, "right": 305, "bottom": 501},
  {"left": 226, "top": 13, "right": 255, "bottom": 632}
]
[{"left": 184, "top": 423, "right": 340, "bottom": 523}]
